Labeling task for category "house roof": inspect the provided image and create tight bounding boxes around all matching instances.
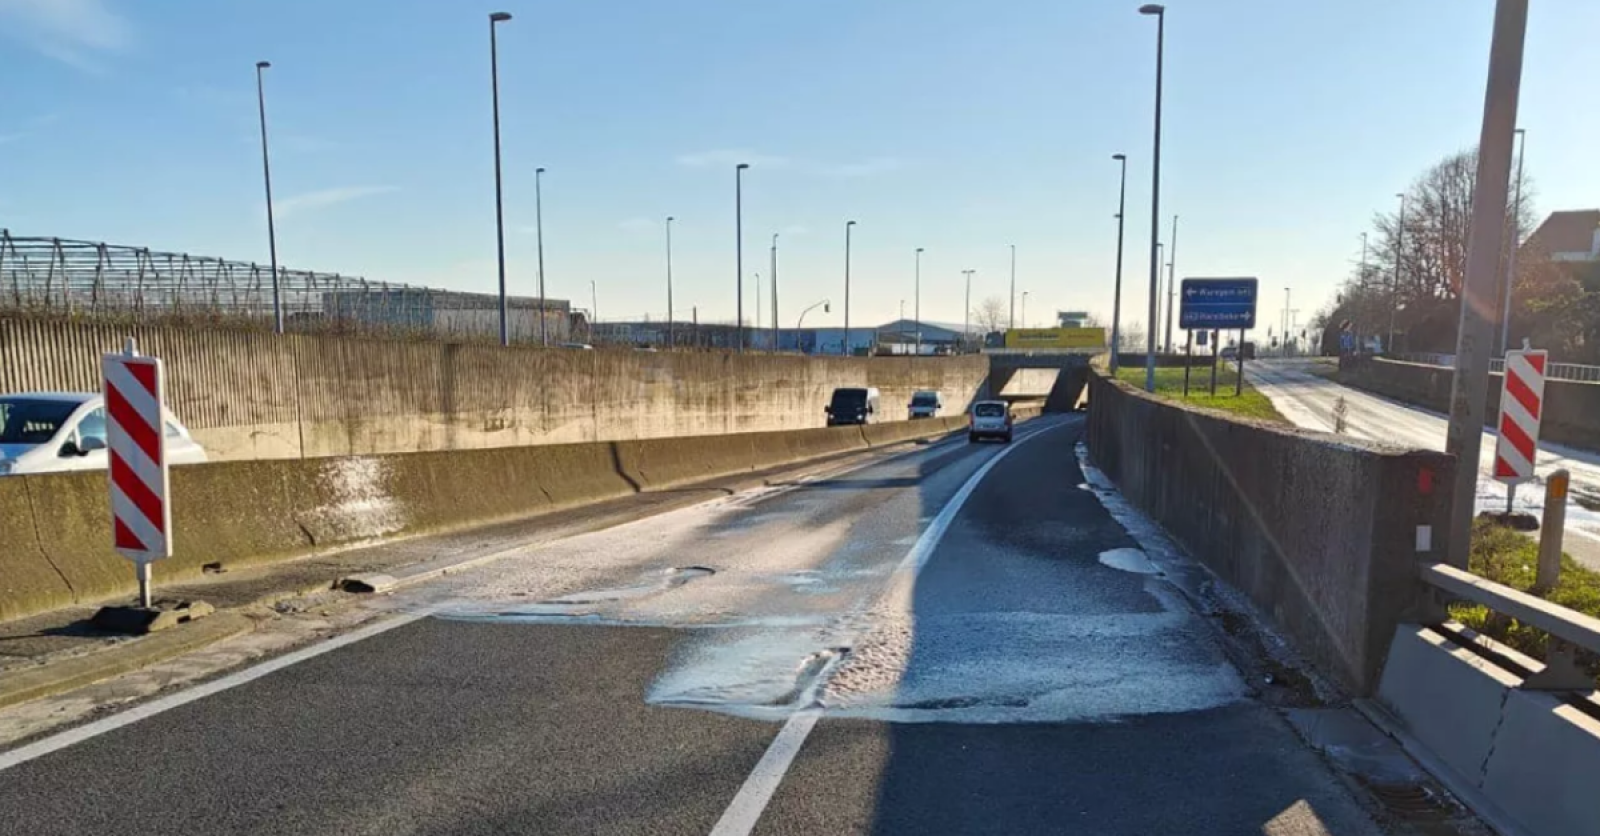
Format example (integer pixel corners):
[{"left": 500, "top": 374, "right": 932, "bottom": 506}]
[
  {"left": 1523, "top": 210, "right": 1600, "bottom": 256},
  {"left": 875, "top": 318, "right": 986, "bottom": 337}
]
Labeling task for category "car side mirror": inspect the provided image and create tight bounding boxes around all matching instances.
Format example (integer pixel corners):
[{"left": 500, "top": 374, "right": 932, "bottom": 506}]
[
  {"left": 824, "top": 406, "right": 832, "bottom": 414},
  {"left": 80, "top": 436, "right": 107, "bottom": 453},
  {"left": 59, "top": 440, "right": 82, "bottom": 458}
]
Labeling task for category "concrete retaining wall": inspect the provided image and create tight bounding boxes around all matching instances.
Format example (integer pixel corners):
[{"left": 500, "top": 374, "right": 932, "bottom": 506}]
[
  {"left": 1085, "top": 372, "right": 1454, "bottom": 694},
  {"left": 0, "top": 318, "right": 992, "bottom": 461},
  {"left": 1339, "top": 356, "right": 1600, "bottom": 451},
  {"left": 0, "top": 416, "right": 969, "bottom": 623}
]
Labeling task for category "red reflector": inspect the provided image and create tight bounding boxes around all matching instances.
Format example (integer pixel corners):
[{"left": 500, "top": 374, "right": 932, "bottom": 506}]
[{"left": 1417, "top": 467, "right": 1434, "bottom": 495}]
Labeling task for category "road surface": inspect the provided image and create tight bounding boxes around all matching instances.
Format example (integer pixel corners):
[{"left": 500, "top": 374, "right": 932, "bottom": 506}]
[
  {"left": 1247, "top": 358, "right": 1600, "bottom": 569},
  {"left": 0, "top": 416, "right": 1408, "bottom": 835}
]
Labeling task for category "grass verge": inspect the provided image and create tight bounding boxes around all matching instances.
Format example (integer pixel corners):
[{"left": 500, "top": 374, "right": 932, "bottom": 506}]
[
  {"left": 1113, "top": 364, "right": 1288, "bottom": 424},
  {"left": 1451, "top": 518, "right": 1600, "bottom": 687}
]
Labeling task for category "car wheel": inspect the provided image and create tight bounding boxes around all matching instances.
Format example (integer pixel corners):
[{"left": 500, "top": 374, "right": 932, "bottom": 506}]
[
  {"left": 1003, "top": 432, "right": 1013, "bottom": 444},
  {"left": 968, "top": 433, "right": 978, "bottom": 443}
]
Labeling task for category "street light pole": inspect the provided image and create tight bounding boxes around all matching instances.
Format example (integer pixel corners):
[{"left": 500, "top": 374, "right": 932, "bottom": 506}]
[
  {"left": 488, "top": 11, "right": 513, "bottom": 347},
  {"left": 1139, "top": 3, "right": 1167, "bottom": 393},
  {"left": 771, "top": 233, "right": 779, "bottom": 352},
  {"left": 844, "top": 221, "right": 856, "bottom": 356},
  {"left": 535, "top": 166, "right": 548, "bottom": 346},
  {"left": 1009, "top": 244, "right": 1017, "bottom": 331},
  {"left": 735, "top": 163, "right": 750, "bottom": 352},
  {"left": 962, "top": 269, "right": 975, "bottom": 352},
  {"left": 254, "top": 61, "right": 282, "bottom": 334},
  {"left": 1446, "top": 0, "right": 1530, "bottom": 569},
  {"left": 666, "top": 215, "right": 675, "bottom": 348},
  {"left": 1022, "top": 291, "right": 1030, "bottom": 329},
  {"left": 1110, "top": 154, "right": 1128, "bottom": 371},
  {"left": 590, "top": 279, "right": 598, "bottom": 339},
  {"left": 1499, "top": 127, "right": 1527, "bottom": 356},
  {"left": 1165, "top": 214, "right": 1179, "bottom": 353},
  {"left": 1388, "top": 193, "right": 1407, "bottom": 353},
  {"left": 914, "top": 247, "right": 925, "bottom": 356}
]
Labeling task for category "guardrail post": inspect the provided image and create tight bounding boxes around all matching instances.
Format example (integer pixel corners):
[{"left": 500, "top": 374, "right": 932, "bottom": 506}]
[{"left": 1534, "top": 469, "right": 1568, "bottom": 594}]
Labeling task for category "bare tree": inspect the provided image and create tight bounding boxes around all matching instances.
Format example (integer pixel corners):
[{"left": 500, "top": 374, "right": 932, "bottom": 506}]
[
  {"left": 971, "top": 295, "right": 1008, "bottom": 333},
  {"left": 1117, "top": 320, "right": 1147, "bottom": 353}
]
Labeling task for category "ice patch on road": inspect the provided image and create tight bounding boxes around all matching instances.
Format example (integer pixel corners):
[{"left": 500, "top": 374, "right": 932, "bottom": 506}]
[{"left": 1099, "top": 548, "right": 1161, "bottom": 575}]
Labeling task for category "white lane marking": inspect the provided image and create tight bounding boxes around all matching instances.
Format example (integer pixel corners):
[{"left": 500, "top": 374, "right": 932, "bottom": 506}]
[
  {"left": 0, "top": 612, "right": 428, "bottom": 773},
  {"left": 705, "top": 417, "right": 1068, "bottom": 836}
]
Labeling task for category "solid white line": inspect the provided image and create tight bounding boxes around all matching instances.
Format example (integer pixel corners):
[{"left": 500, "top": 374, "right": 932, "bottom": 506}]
[
  {"left": 0, "top": 611, "right": 428, "bottom": 773},
  {"left": 704, "top": 417, "right": 1068, "bottom": 836}
]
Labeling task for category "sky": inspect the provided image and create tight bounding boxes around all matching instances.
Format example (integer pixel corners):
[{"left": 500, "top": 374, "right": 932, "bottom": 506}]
[{"left": 2, "top": 0, "right": 1597, "bottom": 339}]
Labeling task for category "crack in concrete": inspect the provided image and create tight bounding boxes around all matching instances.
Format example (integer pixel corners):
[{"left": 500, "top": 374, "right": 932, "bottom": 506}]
[{"left": 21, "top": 479, "right": 77, "bottom": 602}]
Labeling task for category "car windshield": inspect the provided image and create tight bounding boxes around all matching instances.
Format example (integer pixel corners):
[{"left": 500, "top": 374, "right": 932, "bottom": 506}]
[
  {"left": 911, "top": 393, "right": 937, "bottom": 406},
  {"left": 831, "top": 390, "right": 867, "bottom": 411},
  {"left": 0, "top": 398, "right": 78, "bottom": 445},
  {"left": 974, "top": 403, "right": 1006, "bottom": 418}
]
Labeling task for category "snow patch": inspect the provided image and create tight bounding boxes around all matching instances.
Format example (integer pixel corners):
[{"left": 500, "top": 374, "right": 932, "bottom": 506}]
[{"left": 1099, "top": 548, "right": 1161, "bottom": 575}]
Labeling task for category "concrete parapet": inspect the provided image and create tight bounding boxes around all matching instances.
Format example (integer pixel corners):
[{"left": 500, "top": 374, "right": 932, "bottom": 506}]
[{"left": 1086, "top": 372, "right": 1454, "bottom": 694}]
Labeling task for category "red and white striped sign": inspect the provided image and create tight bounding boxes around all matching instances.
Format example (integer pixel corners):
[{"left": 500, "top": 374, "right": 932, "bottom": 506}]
[
  {"left": 1493, "top": 348, "right": 1547, "bottom": 486},
  {"left": 101, "top": 348, "right": 172, "bottom": 563}
]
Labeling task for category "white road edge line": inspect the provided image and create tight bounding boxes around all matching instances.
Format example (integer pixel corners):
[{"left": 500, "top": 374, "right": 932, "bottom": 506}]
[
  {"left": 0, "top": 611, "right": 430, "bottom": 773},
  {"left": 705, "top": 417, "right": 1068, "bottom": 836}
]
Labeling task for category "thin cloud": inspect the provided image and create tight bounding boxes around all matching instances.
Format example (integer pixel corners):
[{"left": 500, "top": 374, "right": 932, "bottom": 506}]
[
  {"left": 813, "top": 156, "right": 908, "bottom": 178},
  {"left": 675, "top": 149, "right": 789, "bottom": 169},
  {"left": 277, "top": 185, "right": 399, "bottom": 218},
  {"left": 0, "top": 0, "right": 133, "bottom": 72}
]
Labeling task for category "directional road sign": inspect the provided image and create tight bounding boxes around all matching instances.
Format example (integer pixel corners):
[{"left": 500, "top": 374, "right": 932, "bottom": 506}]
[{"left": 1179, "top": 278, "right": 1258, "bottom": 330}]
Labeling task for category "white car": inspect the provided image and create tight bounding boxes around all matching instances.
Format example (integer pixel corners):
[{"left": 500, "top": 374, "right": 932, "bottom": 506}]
[
  {"left": 0, "top": 392, "right": 208, "bottom": 476},
  {"left": 968, "top": 400, "right": 1014, "bottom": 444}
]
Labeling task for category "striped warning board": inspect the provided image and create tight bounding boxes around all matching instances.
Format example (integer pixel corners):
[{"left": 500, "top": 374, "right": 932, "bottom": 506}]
[
  {"left": 1492, "top": 348, "right": 1547, "bottom": 486},
  {"left": 101, "top": 348, "right": 172, "bottom": 563}
]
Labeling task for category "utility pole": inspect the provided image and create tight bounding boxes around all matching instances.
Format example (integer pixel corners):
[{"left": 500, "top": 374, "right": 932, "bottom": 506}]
[
  {"left": 771, "top": 233, "right": 779, "bottom": 352},
  {"left": 1446, "top": 0, "right": 1529, "bottom": 569},
  {"left": 914, "top": 247, "right": 925, "bottom": 356},
  {"left": 1499, "top": 127, "right": 1527, "bottom": 356},
  {"left": 844, "top": 220, "right": 856, "bottom": 356},
  {"left": 735, "top": 163, "right": 750, "bottom": 352},
  {"left": 665, "top": 216, "right": 675, "bottom": 348},
  {"left": 1389, "top": 192, "right": 1407, "bottom": 353},
  {"left": 1110, "top": 154, "right": 1128, "bottom": 371},
  {"left": 254, "top": 61, "right": 282, "bottom": 334},
  {"left": 962, "top": 269, "right": 975, "bottom": 352},
  {"left": 536, "top": 167, "right": 548, "bottom": 346},
  {"left": 1009, "top": 244, "right": 1017, "bottom": 331}
]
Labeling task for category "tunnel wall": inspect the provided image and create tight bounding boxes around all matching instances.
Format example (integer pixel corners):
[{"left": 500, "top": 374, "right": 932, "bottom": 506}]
[
  {"left": 0, "top": 414, "right": 980, "bottom": 623},
  {"left": 1338, "top": 356, "right": 1600, "bottom": 452},
  {"left": 0, "top": 318, "right": 992, "bottom": 461},
  {"left": 1085, "top": 372, "right": 1454, "bottom": 695}
]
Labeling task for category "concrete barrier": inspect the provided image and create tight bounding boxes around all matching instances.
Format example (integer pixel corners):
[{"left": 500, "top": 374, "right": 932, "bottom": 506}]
[
  {"left": 1339, "top": 356, "right": 1600, "bottom": 451},
  {"left": 0, "top": 417, "right": 960, "bottom": 624},
  {"left": 1086, "top": 372, "right": 1454, "bottom": 694},
  {"left": 1377, "top": 624, "right": 1600, "bottom": 836}
]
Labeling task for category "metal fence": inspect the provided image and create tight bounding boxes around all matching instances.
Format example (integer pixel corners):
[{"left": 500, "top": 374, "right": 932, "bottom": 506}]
[
  {"left": 0, "top": 230, "right": 573, "bottom": 343},
  {"left": 1391, "top": 351, "right": 1600, "bottom": 384}
]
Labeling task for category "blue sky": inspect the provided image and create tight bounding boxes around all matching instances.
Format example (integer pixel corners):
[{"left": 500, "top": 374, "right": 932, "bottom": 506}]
[{"left": 2, "top": 0, "right": 1596, "bottom": 336}]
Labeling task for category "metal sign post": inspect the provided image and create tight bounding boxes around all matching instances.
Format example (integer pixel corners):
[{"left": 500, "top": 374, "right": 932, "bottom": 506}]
[
  {"left": 1235, "top": 328, "right": 1246, "bottom": 397},
  {"left": 1209, "top": 330, "right": 1220, "bottom": 396},
  {"left": 102, "top": 339, "right": 172, "bottom": 608},
  {"left": 1182, "top": 330, "right": 1194, "bottom": 396}
]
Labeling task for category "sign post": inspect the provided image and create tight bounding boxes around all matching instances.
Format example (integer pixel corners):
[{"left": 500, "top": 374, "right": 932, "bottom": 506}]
[
  {"left": 1182, "top": 330, "right": 1194, "bottom": 396},
  {"left": 1180, "top": 278, "right": 1258, "bottom": 399},
  {"left": 1492, "top": 346, "right": 1547, "bottom": 513},
  {"left": 102, "top": 339, "right": 172, "bottom": 611}
]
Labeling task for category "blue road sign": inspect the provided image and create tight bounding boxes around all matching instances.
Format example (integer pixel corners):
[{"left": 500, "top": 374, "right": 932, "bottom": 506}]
[{"left": 1179, "top": 278, "right": 1258, "bottom": 330}]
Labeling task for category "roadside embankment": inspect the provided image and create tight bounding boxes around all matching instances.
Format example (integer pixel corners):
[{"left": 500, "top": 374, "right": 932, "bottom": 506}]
[
  {"left": 1086, "top": 371, "right": 1453, "bottom": 695},
  {"left": 0, "top": 416, "right": 972, "bottom": 624},
  {"left": 1339, "top": 356, "right": 1600, "bottom": 452}
]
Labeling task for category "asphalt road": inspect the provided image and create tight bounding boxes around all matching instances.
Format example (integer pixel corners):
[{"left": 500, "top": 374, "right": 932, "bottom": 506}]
[
  {"left": 0, "top": 415, "right": 1392, "bottom": 835},
  {"left": 1246, "top": 358, "right": 1600, "bottom": 570}
]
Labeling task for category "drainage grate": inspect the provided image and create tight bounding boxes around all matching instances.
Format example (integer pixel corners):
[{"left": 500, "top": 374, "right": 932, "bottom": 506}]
[{"left": 1361, "top": 780, "right": 1456, "bottom": 824}]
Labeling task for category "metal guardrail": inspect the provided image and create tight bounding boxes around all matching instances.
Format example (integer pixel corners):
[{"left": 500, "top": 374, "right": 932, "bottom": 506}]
[
  {"left": 1420, "top": 561, "right": 1600, "bottom": 690},
  {"left": 1390, "top": 351, "right": 1600, "bottom": 383},
  {"left": 0, "top": 230, "right": 574, "bottom": 343}
]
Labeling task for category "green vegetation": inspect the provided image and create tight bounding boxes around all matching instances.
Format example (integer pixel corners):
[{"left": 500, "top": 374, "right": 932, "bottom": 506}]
[
  {"left": 1452, "top": 518, "right": 1600, "bottom": 686},
  {"left": 1113, "top": 364, "right": 1287, "bottom": 424}
]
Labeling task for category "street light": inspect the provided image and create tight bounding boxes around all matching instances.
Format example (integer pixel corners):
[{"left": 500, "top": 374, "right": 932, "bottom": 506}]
[
  {"left": 488, "top": 11, "right": 513, "bottom": 347},
  {"left": 962, "top": 269, "right": 975, "bottom": 351},
  {"left": 535, "top": 166, "right": 548, "bottom": 346},
  {"left": 914, "top": 247, "right": 925, "bottom": 356},
  {"left": 1009, "top": 244, "right": 1017, "bottom": 331},
  {"left": 254, "top": 60, "right": 282, "bottom": 334},
  {"left": 844, "top": 220, "right": 857, "bottom": 356},
  {"left": 1110, "top": 153, "right": 1128, "bottom": 370},
  {"left": 735, "top": 163, "right": 750, "bottom": 352},
  {"left": 1165, "top": 214, "right": 1179, "bottom": 353},
  {"left": 665, "top": 216, "right": 675, "bottom": 349},
  {"left": 1139, "top": 2, "right": 1166, "bottom": 393},
  {"left": 798, "top": 299, "right": 831, "bottom": 332},
  {"left": 1499, "top": 127, "right": 1527, "bottom": 356},
  {"left": 1389, "top": 191, "right": 1406, "bottom": 352},
  {"left": 770, "top": 233, "right": 780, "bottom": 352}
]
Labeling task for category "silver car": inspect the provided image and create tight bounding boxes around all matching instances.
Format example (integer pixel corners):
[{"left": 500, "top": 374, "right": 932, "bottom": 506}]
[
  {"left": 968, "top": 400, "right": 1014, "bottom": 444},
  {"left": 0, "top": 392, "right": 208, "bottom": 476}
]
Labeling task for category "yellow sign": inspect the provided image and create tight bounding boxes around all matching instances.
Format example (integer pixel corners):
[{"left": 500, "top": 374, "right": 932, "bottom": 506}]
[{"left": 1004, "top": 327, "right": 1106, "bottom": 349}]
